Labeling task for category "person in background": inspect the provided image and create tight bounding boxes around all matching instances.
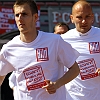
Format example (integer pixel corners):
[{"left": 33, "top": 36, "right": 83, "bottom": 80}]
[
  {"left": 54, "top": 22, "right": 70, "bottom": 35},
  {"left": 61, "top": 0, "right": 100, "bottom": 100},
  {"left": 54, "top": 22, "right": 70, "bottom": 74},
  {"left": 0, "top": 0, "right": 80, "bottom": 100}
]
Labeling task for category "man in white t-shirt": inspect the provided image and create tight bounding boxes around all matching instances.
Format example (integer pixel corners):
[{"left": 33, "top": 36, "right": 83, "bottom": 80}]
[
  {"left": 0, "top": 0, "right": 80, "bottom": 100},
  {"left": 61, "top": 1, "right": 100, "bottom": 100}
]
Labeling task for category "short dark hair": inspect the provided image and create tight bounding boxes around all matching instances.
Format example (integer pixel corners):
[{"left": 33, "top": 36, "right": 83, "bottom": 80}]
[
  {"left": 54, "top": 22, "right": 70, "bottom": 32},
  {"left": 13, "top": 0, "right": 38, "bottom": 15}
]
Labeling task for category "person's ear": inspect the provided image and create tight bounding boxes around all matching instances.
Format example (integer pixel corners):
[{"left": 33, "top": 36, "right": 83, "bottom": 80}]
[
  {"left": 34, "top": 13, "right": 39, "bottom": 22},
  {"left": 70, "top": 14, "right": 74, "bottom": 23}
]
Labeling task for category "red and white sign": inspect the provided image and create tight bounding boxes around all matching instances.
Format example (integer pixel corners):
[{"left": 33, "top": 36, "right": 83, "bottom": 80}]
[
  {"left": 36, "top": 47, "right": 49, "bottom": 61},
  {"left": 23, "top": 65, "right": 46, "bottom": 91},
  {"left": 0, "top": 6, "right": 40, "bottom": 34},
  {"left": 78, "top": 58, "right": 98, "bottom": 80},
  {"left": 89, "top": 42, "right": 100, "bottom": 54},
  {"left": 0, "top": 7, "right": 17, "bottom": 34}
]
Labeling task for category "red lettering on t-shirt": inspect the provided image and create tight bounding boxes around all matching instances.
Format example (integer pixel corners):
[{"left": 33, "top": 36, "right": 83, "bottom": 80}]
[{"left": 36, "top": 47, "right": 49, "bottom": 61}]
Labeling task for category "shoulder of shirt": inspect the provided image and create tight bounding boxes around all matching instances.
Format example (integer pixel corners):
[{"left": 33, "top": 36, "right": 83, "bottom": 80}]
[
  {"left": 91, "top": 26, "right": 100, "bottom": 35},
  {"left": 92, "top": 26, "right": 100, "bottom": 31},
  {"left": 2, "top": 35, "right": 20, "bottom": 47},
  {"left": 61, "top": 28, "right": 75, "bottom": 38},
  {"left": 39, "top": 30, "right": 61, "bottom": 39},
  {"left": 0, "top": 35, "right": 19, "bottom": 53}
]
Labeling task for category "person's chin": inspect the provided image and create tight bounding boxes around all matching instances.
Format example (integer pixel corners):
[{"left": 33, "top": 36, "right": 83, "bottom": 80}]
[
  {"left": 20, "top": 29, "right": 28, "bottom": 34},
  {"left": 80, "top": 26, "right": 88, "bottom": 31}
]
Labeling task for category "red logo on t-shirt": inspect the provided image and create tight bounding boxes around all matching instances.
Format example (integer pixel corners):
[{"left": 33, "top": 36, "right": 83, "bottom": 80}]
[
  {"left": 23, "top": 65, "right": 46, "bottom": 91},
  {"left": 89, "top": 42, "right": 100, "bottom": 54},
  {"left": 36, "top": 47, "right": 49, "bottom": 61},
  {"left": 78, "top": 58, "right": 98, "bottom": 80}
]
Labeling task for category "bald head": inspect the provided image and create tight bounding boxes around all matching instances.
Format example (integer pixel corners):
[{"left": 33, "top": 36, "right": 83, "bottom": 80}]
[
  {"left": 72, "top": 0, "right": 93, "bottom": 14},
  {"left": 70, "top": 0, "right": 94, "bottom": 33}
]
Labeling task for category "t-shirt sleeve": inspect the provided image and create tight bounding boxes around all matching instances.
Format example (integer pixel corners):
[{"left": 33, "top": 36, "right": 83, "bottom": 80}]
[
  {"left": 0, "top": 46, "right": 15, "bottom": 76},
  {"left": 9, "top": 71, "right": 16, "bottom": 88},
  {"left": 57, "top": 36, "right": 80, "bottom": 68}
]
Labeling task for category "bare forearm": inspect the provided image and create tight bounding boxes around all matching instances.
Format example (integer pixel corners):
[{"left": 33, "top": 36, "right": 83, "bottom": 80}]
[
  {"left": 0, "top": 76, "right": 5, "bottom": 86},
  {"left": 56, "top": 62, "right": 80, "bottom": 89},
  {"left": 42, "top": 62, "right": 80, "bottom": 94}
]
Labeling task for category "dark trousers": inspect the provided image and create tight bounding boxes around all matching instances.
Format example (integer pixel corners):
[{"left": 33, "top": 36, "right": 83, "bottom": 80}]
[{"left": 1, "top": 72, "right": 14, "bottom": 100}]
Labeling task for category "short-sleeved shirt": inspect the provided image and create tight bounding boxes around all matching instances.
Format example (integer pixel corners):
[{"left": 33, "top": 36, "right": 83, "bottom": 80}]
[{"left": 0, "top": 31, "right": 79, "bottom": 100}]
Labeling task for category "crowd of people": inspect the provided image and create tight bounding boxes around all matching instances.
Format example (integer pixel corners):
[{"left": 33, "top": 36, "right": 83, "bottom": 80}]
[{"left": 1, "top": 0, "right": 100, "bottom": 100}]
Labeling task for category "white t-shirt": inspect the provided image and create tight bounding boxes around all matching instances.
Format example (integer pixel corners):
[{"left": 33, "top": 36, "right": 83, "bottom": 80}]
[
  {"left": 9, "top": 71, "right": 16, "bottom": 89},
  {"left": 0, "top": 31, "right": 79, "bottom": 100},
  {"left": 61, "top": 26, "right": 100, "bottom": 100},
  {"left": 9, "top": 71, "right": 18, "bottom": 100}
]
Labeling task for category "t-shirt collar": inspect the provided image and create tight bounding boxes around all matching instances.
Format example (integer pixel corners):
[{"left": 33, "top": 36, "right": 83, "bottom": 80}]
[{"left": 77, "top": 27, "right": 92, "bottom": 36}]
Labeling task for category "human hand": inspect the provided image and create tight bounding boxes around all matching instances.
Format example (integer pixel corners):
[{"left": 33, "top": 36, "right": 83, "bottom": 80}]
[
  {"left": 95, "top": 68, "right": 100, "bottom": 76},
  {"left": 42, "top": 80, "right": 57, "bottom": 94},
  {"left": 12, "top": 87, "right": 14, "bottom": 91}
]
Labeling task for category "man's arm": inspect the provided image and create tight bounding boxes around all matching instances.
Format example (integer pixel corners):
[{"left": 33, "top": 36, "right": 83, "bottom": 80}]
[
  {"left": 42, "top": 62, "right": 80, "bottom": 94},
  {"left": 56, "top": 61, "right": 79, "bottom": 88},
  {"left": 0, "top": 75, "right": 6, "bottom": 86}
]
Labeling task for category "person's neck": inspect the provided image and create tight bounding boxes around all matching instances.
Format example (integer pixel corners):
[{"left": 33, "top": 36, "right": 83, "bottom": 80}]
[{"left": 20, "top": 30, "right": 38, "bottom": 43}]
